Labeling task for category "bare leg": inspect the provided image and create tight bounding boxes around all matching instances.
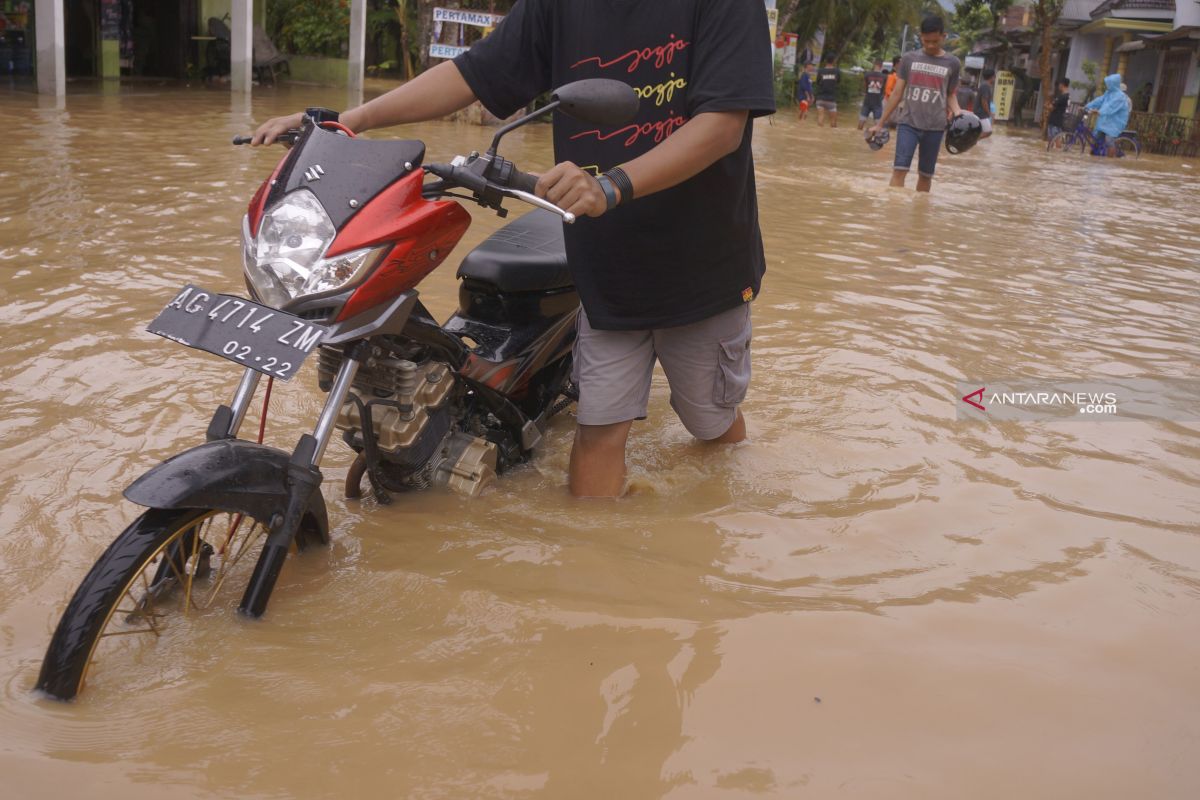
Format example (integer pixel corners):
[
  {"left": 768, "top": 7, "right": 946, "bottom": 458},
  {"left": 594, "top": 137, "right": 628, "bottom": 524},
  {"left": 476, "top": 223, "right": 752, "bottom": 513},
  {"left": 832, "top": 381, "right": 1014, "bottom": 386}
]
[
  {"left": 569, "top": 420, "right": 633, "bottom": 498},
  {"left": 817, "top": 107, "right": 826, "bottom": 127},
  {"left": 890, "top": 169, "right": 907, "bottom": 188},
  {"left": 916, "top": 174, "right": 933, "bottom": 192},
  {"left": 703, "top": 410, "right": 746, "bottom": 445},
  {"left": 857, "top": 118, "right": 866, "bottom": 130},
  {"left": 829, "top": 111, "right": 838, "bottom": 128}
]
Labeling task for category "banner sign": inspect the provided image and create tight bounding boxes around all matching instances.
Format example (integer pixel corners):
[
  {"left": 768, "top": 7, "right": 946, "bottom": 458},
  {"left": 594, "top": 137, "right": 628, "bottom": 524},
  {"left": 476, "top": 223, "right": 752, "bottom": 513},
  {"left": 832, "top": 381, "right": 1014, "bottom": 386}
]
[
  {"left": 433, "top": 8, "right": 503, "bottom": 29},
  {"left": 776, "top": 32, "right": 798, "bottom": 70},
  {"left": 995, "top": 70, "right": 1016, "bottom": 120},
  {"left": 429, "top": 43, "right": 471, "bottom": 60}
]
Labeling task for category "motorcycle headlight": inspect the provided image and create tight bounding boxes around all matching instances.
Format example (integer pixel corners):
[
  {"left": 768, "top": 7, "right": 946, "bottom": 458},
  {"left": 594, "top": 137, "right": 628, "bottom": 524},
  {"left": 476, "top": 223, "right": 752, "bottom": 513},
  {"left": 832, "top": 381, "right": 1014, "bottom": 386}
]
[{"left": 242, "top": 189, "right": 382, "bottom": 307}]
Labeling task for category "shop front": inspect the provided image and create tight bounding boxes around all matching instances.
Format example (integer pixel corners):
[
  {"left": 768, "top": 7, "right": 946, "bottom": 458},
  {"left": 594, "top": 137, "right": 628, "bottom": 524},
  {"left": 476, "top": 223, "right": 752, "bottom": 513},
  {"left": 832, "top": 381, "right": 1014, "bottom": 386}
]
[{"left": 0, "top": 1, "right": 34, "bottom": 79}]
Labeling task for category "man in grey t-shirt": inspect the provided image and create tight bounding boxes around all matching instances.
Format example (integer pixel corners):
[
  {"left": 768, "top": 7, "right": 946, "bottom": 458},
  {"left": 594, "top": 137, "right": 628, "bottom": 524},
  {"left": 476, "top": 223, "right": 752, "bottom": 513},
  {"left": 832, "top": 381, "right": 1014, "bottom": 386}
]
[{"left": 868, "top": 15, "right": 962, "bottom": 193}]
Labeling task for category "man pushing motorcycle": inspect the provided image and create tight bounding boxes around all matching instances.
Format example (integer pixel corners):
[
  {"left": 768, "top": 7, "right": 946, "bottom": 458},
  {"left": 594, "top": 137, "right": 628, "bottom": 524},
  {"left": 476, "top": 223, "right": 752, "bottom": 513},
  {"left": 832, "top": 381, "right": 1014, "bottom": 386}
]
[{"left": 254, "top": 0, "right": 775, "bottom": 497}]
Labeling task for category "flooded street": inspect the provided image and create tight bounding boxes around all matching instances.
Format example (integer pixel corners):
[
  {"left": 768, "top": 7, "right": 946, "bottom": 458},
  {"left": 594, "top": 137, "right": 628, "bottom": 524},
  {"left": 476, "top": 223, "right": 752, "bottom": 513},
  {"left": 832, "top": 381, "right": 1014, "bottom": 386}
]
[{"left": 1, "top": 83, "right": 1199, "bottom": 798}]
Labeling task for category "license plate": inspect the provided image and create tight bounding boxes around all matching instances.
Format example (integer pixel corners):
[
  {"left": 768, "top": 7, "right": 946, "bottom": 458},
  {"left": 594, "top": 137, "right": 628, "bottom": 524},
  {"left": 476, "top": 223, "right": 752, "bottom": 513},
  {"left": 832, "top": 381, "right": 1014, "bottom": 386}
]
[{"left": 147, "top": 285, "right": 328, "bottom": 382}]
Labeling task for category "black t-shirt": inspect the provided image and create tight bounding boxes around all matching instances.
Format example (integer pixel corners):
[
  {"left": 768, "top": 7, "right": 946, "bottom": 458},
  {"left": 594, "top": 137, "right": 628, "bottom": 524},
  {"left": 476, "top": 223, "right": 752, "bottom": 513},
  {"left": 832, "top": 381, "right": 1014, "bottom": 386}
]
[
  {"left": 863, "top": 70, "right": 885, "bottom": 105},
  {"left": 955, "top": 84, "right": 977, "bottom": 111},
  {"left": 1048, "top": 91, "right": 1069, "bottom": 127},
  {"left": 817, "top": 67, "right": 839, "bottom": 101},
  {"left": 455, "top": 0, "right": 775, "bottom": 330}
]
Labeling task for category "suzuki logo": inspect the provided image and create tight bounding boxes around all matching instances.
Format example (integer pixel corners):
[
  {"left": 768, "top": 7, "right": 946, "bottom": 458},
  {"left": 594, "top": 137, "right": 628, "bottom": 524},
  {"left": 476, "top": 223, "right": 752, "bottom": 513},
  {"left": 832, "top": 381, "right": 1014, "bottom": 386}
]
[{"left": 304, "top": 165, "right": 326, "bottom": 182}]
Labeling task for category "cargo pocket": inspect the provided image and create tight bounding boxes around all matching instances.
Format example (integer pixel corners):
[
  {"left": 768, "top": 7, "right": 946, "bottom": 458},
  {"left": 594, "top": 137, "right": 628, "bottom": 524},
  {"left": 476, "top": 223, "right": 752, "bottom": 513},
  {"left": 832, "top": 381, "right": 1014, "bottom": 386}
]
[{"left": 713, "top": 332, "right": 751, "bottom": 408}]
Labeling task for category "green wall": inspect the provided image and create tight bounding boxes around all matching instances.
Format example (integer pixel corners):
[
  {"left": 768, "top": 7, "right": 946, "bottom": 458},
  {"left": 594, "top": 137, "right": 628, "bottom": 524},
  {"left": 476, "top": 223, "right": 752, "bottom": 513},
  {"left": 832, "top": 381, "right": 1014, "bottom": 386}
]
[{"left": 287, "top": 56, "right": 350, "bottom": 87}]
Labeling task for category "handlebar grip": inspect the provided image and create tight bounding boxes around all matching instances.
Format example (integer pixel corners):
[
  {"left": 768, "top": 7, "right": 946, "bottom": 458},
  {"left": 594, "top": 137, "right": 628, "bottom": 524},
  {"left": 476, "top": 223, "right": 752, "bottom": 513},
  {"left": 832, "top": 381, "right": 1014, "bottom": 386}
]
[
  {"left": 510, "top": 170, "right": 540, "bottom": 194},
  {"left": 232, "top": 130, "right": 300, "bottom": 147}
]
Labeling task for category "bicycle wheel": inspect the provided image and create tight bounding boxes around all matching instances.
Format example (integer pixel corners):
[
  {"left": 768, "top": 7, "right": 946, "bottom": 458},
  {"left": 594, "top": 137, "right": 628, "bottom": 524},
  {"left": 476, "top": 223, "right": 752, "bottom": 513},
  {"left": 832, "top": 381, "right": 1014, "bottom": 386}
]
[
  {"left": 1113, "top": 136, "right": 1140, "bottom": 159},
  {"left": 1048, "top": 132, "right": 1078, "bottom": 153},
  {"left": 37, "top": 507, "right": 272, "bottom": 700}
]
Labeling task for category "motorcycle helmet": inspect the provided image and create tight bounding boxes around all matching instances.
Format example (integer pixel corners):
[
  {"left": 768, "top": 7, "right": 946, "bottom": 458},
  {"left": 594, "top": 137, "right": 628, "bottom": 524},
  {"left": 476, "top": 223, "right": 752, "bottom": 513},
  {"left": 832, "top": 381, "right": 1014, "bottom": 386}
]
[
  {"left": 865, "top": 128, "right": 890, "bottom": 151},
  {"left": 945, "top": 112, "right": 983, "bottom": 154}
]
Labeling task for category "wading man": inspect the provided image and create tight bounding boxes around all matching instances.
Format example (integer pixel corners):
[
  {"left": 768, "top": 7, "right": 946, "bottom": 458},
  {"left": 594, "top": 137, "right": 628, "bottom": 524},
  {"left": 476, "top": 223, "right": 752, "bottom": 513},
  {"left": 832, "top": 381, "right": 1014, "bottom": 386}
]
[
  {"left": 816, "top": 55, "right": 840, "bottom": 127},
  {"left": 857, "top": 59, "right": 886, "bottom": 131},
  {"left": 868, "top": 15, "right": 962, "bottom": 193},
  {"left": 252, "top": 0, "right": 775, "bottom": 498}
]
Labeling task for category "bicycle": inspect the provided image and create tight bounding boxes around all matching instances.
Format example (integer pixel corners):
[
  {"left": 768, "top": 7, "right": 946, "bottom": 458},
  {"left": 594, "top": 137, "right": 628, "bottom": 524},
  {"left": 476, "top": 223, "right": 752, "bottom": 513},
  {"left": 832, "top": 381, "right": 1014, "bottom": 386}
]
[{"left": 1048, "top": 117, "right": 1140, "bottom": 159}]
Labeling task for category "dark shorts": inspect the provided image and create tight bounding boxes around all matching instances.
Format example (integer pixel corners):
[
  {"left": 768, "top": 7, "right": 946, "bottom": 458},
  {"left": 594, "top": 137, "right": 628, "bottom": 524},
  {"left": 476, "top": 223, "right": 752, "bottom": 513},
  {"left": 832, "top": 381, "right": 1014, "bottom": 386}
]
[
  {"left": 859, "top": 99, "right": 882, "bottom": 121},
  {"left": 893, "top": 123, "right": 945, "bottom": 178}
]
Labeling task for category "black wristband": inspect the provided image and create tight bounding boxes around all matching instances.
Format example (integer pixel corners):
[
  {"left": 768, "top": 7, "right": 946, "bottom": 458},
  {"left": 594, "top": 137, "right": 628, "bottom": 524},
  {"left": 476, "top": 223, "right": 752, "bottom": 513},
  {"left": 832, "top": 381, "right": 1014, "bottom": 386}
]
[
  {"left": 595, "top": 175, "right": 619, "bottom": 211},
  {"left": 604, "top": 166, "right": 634, "bottom": 205}
]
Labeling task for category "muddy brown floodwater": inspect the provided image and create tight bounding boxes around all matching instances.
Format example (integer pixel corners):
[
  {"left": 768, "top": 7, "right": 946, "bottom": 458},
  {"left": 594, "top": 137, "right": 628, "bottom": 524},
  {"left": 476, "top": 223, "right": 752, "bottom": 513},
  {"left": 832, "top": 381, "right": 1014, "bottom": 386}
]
[{"left": 1, "top": 83, "right": 1198, "bottom": 799}]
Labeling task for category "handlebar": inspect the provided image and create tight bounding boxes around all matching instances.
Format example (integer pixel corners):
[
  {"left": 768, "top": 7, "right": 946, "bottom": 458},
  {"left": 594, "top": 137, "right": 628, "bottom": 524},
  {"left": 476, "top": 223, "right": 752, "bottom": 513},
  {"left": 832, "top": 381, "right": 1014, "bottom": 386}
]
[
  {"left": 232, "top": 130, "right": 300, "bottom": 146},
  {"left": 509, "top": 170, "right": 539, "bottom": 195},
  {"left": 425, "top": 158, "right": 574, "bottom": 224}
]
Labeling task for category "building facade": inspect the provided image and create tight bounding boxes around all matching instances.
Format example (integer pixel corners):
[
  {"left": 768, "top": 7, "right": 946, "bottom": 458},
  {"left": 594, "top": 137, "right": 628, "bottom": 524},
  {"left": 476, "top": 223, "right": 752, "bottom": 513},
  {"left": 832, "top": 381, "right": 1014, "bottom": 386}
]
[
  {"left": 1061, "top": 0, "right": 1200, "bottom": 117},
  {"left": 13, "top": 0, "right": 367, "bottom": 96}
]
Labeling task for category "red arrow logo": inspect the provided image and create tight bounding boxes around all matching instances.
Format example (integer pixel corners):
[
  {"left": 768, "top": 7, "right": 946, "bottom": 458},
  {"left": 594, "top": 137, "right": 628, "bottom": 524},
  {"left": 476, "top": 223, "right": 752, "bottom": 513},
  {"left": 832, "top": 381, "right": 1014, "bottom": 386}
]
[{"left": 962, "top": 387, "right": 986, "bottom": 411}]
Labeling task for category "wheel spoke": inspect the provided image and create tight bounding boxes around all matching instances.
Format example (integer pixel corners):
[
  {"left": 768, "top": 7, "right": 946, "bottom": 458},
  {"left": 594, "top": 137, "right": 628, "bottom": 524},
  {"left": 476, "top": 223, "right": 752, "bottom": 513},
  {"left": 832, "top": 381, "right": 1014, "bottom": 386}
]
[
  {"left": 161, "top": 540, "right": 189, "bottom": 588},
  {"left": 202, "top": 519, "right": 267, "bottom": 608},
  {"left": 183, "top": 521, "right": 202, "bottom": 615},
  {"left": 121, "top": 586, "right": 161, "bottom": 637}
]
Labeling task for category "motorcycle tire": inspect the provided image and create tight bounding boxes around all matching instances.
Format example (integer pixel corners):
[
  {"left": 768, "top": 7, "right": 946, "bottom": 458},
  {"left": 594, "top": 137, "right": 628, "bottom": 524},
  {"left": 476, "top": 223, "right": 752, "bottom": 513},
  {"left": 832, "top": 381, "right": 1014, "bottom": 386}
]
[{"left": 37, "top": 507, "right": 274, "bottom": 701}]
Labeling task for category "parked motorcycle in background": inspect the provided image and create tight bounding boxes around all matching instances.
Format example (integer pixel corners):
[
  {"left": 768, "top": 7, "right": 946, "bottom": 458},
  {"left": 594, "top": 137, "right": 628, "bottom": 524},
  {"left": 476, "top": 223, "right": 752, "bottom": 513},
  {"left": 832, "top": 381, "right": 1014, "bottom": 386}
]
[{"left": 36, "top": 79, "right": 640, "bottom": 701}]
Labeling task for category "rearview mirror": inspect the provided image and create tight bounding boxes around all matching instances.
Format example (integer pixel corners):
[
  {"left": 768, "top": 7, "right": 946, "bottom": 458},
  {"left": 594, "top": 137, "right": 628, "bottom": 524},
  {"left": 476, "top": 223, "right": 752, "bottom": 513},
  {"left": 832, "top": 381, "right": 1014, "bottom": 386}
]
[{"left": 552, "top": 79, "right": 640, "bottom": 127}]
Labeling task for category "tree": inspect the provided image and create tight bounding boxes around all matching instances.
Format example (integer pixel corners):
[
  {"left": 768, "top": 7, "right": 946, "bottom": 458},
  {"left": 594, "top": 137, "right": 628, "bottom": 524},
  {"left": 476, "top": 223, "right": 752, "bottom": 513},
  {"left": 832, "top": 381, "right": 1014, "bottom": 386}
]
[
  {"left": 1030, "top": 0, "right": 1065, "bottom": 134},
  {"left": 781, "top": 0, "right": 930, "bottom": 63},
  {"left": 951, "top": 0, "right": 1015, "bottom": 59}
]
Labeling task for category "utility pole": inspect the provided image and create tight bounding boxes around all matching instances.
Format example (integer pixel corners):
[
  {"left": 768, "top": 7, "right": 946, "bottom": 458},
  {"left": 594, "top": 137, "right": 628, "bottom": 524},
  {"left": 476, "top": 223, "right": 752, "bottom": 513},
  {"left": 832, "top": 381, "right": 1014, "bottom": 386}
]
[{"left": 899, "top": 24, "right": 908, "bottom": 57}]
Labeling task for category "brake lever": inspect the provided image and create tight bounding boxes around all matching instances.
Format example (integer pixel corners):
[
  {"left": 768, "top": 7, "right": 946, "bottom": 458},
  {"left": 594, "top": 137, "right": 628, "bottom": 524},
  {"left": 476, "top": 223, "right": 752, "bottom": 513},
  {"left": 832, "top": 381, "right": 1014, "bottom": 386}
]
[{"left": 502, "top": 189, "right": 576, "bottom": 224}]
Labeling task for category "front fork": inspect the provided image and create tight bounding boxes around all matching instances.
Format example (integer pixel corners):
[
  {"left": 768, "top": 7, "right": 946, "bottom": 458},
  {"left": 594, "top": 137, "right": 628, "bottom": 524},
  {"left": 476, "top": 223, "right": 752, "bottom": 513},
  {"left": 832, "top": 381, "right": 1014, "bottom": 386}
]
[{"left": 219, "top": 346, "right": 362, "bottom": 617}]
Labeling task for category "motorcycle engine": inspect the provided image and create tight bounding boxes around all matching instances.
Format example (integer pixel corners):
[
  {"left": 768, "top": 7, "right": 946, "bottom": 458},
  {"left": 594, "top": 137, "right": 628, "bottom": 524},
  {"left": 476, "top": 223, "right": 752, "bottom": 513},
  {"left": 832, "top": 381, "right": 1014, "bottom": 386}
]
[{"left": 317, "top": 342, "right": 499, "bottom": 497}]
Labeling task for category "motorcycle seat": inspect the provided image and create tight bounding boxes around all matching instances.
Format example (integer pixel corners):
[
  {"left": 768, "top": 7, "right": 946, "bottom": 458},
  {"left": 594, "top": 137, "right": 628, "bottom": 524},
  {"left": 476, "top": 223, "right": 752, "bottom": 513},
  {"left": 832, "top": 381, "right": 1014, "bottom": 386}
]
[{"left": 456, "top": 210, "right": 572, "bottom": 293}]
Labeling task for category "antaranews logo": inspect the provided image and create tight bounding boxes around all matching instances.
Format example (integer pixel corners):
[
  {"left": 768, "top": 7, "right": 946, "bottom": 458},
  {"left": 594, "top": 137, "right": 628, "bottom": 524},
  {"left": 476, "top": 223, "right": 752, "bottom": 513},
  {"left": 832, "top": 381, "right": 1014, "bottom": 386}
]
[{"left": 954, "top": 380, "right": 1198, "bottom": 423}]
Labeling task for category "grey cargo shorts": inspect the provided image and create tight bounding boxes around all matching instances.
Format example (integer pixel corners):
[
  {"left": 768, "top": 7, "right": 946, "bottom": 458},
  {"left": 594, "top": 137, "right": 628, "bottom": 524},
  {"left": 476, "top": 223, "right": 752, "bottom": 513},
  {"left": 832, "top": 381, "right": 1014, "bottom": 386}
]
[{"left": 572, "top": 303, "right": 752, "bottom": 440}]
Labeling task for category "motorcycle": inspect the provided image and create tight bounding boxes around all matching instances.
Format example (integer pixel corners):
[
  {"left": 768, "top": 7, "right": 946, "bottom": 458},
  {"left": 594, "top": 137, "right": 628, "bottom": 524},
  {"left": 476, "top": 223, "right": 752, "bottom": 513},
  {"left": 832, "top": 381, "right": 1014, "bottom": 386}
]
[{"left": 36, "top": 79, "right": 639, "bottom": 701}]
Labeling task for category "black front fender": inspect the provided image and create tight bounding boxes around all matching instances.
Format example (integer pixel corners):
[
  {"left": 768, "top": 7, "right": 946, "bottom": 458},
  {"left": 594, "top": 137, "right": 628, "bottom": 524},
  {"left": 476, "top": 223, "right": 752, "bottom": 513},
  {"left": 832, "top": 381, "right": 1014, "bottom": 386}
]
[{"left": 123, "top": 440, "right": 330, "bottom": 547}]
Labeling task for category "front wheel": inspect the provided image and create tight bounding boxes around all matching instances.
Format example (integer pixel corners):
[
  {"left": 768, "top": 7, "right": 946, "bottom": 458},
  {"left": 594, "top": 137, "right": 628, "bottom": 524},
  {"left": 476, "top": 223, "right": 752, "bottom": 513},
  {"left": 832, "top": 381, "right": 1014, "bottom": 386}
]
[
  {"left": 1048, "top": 132, "right": 1079, "bottom": 153},
  {"left": 1113, "top": 135, "right": 1140, "bottom": 159},
  {"left": 37, "top": 508, "right": 272, "bottom": 701}
]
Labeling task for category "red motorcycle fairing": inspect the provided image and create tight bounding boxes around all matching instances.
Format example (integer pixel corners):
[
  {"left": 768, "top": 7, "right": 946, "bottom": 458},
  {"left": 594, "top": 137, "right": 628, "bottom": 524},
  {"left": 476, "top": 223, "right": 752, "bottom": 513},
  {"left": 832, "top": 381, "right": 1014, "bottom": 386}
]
[{"left": 329, "top": 171, "right": 471, "bottom": 323}]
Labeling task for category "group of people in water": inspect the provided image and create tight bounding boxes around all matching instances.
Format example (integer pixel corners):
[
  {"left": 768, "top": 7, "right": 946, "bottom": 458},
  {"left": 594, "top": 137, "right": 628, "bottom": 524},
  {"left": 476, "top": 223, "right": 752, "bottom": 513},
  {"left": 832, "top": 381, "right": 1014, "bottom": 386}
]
[{"left": 794, "top": 19, "right": 1138, "bottom": 164}]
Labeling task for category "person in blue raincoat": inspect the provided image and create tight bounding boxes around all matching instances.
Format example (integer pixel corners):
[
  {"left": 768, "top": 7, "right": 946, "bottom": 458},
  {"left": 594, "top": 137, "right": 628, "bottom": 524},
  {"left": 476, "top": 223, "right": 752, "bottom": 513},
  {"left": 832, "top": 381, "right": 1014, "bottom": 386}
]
[{"left": 1083, "top": 74, "right": 1130, "bottom": 156}]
